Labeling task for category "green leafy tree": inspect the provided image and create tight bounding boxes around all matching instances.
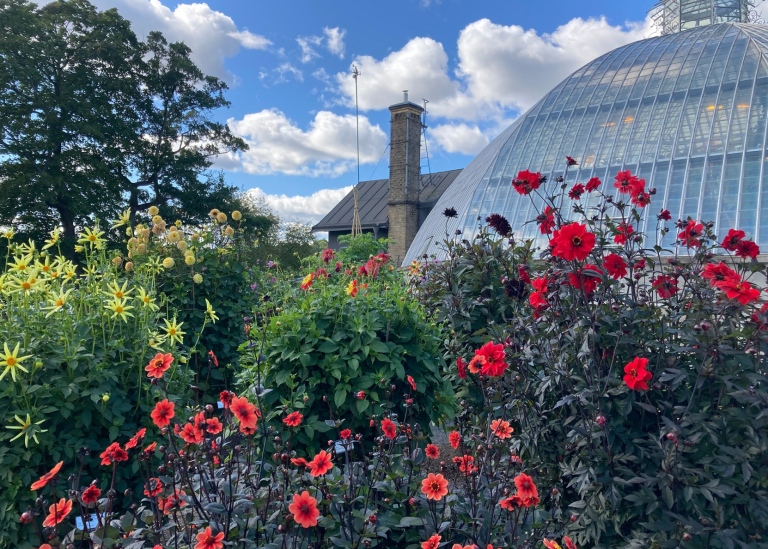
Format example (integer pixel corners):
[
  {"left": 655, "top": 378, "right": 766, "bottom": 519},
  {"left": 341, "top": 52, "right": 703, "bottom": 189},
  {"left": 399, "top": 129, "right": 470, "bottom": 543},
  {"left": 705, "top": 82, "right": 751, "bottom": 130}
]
[{"left": 0, "top": 0, "right": 248, "bottom": 251}]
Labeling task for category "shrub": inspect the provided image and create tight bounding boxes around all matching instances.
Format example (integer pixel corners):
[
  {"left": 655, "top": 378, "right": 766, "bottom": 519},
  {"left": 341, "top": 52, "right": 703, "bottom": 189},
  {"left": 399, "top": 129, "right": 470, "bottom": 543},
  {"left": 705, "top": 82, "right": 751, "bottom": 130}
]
[
  {"left": 17, "top": 350, "right": 562, "bottom": 549},
  {"left": 412, "top": 163, "right": 768, "bottom": 547},
  {"left": 241, "top": 252, "right": 454, "bottom": 455}
]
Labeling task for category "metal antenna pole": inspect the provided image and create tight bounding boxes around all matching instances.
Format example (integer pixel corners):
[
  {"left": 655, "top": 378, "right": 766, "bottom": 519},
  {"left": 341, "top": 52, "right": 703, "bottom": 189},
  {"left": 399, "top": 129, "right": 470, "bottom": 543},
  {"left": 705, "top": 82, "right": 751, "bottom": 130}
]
[{"left": 351, "top": 65, "right": 363, "bottom": 237}]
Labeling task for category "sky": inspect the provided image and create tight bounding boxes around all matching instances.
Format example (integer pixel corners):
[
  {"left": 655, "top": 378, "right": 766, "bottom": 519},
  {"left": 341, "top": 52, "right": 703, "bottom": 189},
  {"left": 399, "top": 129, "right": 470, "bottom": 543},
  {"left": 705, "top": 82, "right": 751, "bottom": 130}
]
[{"left": 46, "top": 0, "right": 766, "bottom": 226}]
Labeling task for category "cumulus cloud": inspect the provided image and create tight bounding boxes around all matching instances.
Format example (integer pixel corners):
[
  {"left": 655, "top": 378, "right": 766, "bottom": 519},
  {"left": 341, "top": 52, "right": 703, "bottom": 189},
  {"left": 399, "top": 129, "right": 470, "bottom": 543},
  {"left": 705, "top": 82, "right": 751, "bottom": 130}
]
[
  {"left": 223, "top": 110, "right": 388, "bottom": 177},
  {"left": 323, "top": 27, "right": 346, "bottom": 58},
  {"left": 244, "top": 186, "right": 354, "bottom": 225},
  {"left": 296, "top": 27, "right": 347, "bottom": 63},
  {"left": 77, "top": 0, "right": 271, "bottom": 81},
  {"left": 430, "top": 123, "right": 490, "bottom": 155},
  {"left": 297, "top": 35, "right": 323, "bottom": 63},
  {"left": 335, "top": 16, "right": 652, "bottom": 121}
]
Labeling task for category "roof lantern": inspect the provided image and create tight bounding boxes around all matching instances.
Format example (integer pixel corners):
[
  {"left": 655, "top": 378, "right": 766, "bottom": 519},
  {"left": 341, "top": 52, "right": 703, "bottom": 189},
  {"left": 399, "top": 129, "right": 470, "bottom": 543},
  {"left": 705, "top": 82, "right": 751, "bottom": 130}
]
[{"left": 650, "top": 0, "right": 763, "bottom": 35}]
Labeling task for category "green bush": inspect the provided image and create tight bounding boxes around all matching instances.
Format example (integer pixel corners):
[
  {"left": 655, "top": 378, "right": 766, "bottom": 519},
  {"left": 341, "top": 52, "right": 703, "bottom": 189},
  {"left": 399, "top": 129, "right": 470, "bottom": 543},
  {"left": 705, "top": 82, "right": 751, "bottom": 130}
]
[
  {"left": 241, "top": 255, "right": 454, "bottom": 454},
  {"left": 413, "top": 168, "right": 768, "bottom": 547}
]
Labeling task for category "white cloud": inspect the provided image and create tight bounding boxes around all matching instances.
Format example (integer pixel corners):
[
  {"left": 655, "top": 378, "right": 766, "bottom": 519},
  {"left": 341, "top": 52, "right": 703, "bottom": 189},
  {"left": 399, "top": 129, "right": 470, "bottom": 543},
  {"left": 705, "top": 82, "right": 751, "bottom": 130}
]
[
  {"left": 430, "top": 123, "right": 489, "bottom": 155},
  {"left": 297, "top": 35, "right": 323, "bottom": 63},
  {"left": 244, "top": 186, "right": 353, "bottom": 225},
  {"left": 335, "top": 16, "right": 651, "bottom": 121},
  {"left": 79, "top": 0, "right": 271, "bottom": 81},
  {"left": 455, "top": 17, "right": 651, "bottom": 113},
  {"left": 274, "top": 63, "right": 304, "bottom": 84},
  {"left": 223, "top": 109, "right": 388, "bottom": 177},
  {"left": 324, "top": 27, "right": 346, "bottom": 58}
]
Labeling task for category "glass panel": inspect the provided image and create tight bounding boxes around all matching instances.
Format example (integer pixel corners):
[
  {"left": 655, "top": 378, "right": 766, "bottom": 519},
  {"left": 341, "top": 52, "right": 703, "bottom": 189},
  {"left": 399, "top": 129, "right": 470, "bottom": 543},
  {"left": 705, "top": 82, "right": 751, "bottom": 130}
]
[
  {"left": 718, "top": 154, "right": 743, "bottom": 231},
  {"left": 708, "top": 87, "right": 735, "bottom": 155},
  {"left": 658, "top": 95, "right": 685, "bottom": 160},
  {"left": 667, "top": 160, "right": 688, "bottom": 222},
  {"left": 682, "top": 157, "right": 705, "bottom": 220},
  {"left": 738, "top": 152, "right": 761, "bottom": 237},
  {"left": 641, "top": 99, "right": 670, "bottom": 162},
  {"left": 675, "top": 92, "right": 704, "bottom": 158},
  {"left": 726, "top": 86, "right": 753, "bottom": 152},
  {"left": 700, "top": 155, "right": 725, "bottom": 225},
  {"left": 746, "top": 82, "right": 768, "bottom": 150},
  {"left": 760, "top": 157, "right": 768, "bottom": 244},
  {"left": 722, "top": 38, "right": 748, "bottom": 85},
  {"left": 651, "top": 161, "right": 671, "bottom": 245}
]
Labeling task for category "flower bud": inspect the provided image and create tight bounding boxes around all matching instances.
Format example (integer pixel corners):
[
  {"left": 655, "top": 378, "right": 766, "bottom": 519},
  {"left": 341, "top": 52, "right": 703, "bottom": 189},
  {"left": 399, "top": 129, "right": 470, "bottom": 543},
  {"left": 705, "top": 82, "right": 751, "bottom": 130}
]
[
  {"left": 595, "top": 415, "right": 607, "bottom": 427},
  {"left": 20, "top": 511, "right": 33, "bottom": 524}
]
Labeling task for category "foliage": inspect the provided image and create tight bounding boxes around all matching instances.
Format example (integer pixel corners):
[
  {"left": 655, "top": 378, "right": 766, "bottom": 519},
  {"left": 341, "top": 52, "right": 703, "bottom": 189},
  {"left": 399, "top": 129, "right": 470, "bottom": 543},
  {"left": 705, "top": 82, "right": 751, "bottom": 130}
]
[
  {"left": 241, "top": 252, "right": 454, "bottom": 455},
  {"left": 17, "top": 345, "right": 560, "bottom": 549},
  {"left": 412, "top": 163, "right": 768, "bottom": 548},
  {"left": 0, "top": 213, "right": 228, "bottom": 547},
  {"left": 0, "top": 0, "right": 247, "bottom": 252},
  {"left": 337, "top": 232, "right": 389, "bottom": 264}
]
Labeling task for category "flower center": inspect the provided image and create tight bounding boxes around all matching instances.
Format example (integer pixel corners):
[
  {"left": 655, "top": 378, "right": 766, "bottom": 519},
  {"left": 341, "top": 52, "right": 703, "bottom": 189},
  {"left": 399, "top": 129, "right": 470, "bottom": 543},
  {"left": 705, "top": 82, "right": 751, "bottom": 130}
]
[
  {"left": 572, "top": 237, "right": 582, "bottom": 246},
  {"left": 7, "top": 357, "right": 16, "bottom": 366}
]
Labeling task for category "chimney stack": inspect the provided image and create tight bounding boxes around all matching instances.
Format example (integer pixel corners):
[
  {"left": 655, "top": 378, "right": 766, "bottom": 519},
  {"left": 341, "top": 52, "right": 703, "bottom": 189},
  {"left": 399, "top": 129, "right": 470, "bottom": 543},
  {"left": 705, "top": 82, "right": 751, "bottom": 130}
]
[{"left": 388, "top": 94, "right": 423, "bottom": 265}]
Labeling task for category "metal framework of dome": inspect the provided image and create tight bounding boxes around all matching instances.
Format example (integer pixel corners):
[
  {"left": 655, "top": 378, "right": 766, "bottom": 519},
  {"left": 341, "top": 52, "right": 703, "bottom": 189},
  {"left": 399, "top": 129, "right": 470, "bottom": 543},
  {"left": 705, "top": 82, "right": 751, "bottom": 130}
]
[{"left": 405, "top": 14, "right": 768, "bottom": 263}]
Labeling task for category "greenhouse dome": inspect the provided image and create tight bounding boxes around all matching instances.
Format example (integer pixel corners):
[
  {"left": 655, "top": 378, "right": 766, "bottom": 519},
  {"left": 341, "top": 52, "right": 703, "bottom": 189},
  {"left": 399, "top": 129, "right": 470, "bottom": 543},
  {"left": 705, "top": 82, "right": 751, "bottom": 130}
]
[{"left": 405, "top": 17, "right": 768, "bottom": 262}]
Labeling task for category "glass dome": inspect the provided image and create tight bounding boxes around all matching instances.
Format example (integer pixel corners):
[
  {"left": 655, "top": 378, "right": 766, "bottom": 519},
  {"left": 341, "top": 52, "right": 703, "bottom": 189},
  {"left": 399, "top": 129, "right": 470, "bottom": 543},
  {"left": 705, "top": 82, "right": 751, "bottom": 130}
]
[{"left": 405, "top": 23, "right": 768, "bottom": 263}]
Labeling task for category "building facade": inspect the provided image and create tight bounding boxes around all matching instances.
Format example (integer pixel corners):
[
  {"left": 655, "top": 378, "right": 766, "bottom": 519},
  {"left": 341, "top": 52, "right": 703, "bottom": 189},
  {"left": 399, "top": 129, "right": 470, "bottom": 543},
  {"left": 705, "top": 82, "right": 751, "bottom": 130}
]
[{"left": 405, "top": 1, "right": 768, "bottom": 264}]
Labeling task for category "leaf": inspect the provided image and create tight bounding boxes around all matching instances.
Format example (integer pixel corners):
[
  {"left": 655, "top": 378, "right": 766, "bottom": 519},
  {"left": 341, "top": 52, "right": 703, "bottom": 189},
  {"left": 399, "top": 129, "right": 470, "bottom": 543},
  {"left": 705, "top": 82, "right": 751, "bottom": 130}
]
[
  {"left": 318, "top": 340, "right": 338, "bottom": 353},
  {"left": 356, "top": 399, "right": 369, "bottom": 414},
  {"left": 397, "top": 516, "right": 425, "bottom": 527},
  {"left": 204, "top": 502, "right": 228, "bottom": 514},
  {"left": 334, "top": 389, "right": 347, "bottom": 408}
]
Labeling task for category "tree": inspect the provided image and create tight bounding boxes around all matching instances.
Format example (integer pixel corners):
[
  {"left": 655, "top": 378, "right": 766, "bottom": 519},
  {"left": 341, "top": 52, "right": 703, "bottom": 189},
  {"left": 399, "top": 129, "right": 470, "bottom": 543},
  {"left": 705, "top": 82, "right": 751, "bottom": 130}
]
[
  {"left": 0, "top": 0, "right": 142, "bottom": 247},
  {"left": 0, "top": 0, "right": 248, "bottom": 251}
]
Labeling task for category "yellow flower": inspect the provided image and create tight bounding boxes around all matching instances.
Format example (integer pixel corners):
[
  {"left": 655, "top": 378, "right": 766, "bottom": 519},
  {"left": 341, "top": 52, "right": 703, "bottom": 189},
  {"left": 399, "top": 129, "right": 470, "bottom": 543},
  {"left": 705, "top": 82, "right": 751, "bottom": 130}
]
[
  {"left": 216, "top": 212, "right": 227, "bottom": 223},
  {"left": 11, "top": 270, "right": 43, "bottom": 294},
  {"left": 231, "top": 210, "right": 242, "bottom": 221},
  {"left": 64, "top": 268, "right": 77, "bottom": 280},
  {"left": 44, "top": 288, "right": 73, "bottom": 317},
  {"left": 41, "top": 228, "right": 61, "bottom": 250},
  {"left": 161, "top": 317, "right": 185, "bottom": 346},
  {"left": 125, "top": 261, "right": 134, "bottom": 271},
  {"left": 205, "top": 299, "right": 219, "bottom": 324},
  {"left": 209, "top": 208, "right": 220, "bottom": 218},
  {"left": 162, "top": 257, "right": 175, "bottom": 269},
  {"left": 106, "top": 298, "right": 134, "bottom": 322},
  {"left": 7, "top": 254, "right": 32, "bottom": 273},
  {"left": 7, "top": 414, "right": 47, "bottom": 447},
  {"left": 148, "top": 205, "right": 159, "bottom": 216},
  {"left": 151, "top": 214, "right": 163, "bottom": 225},
  {"left": 36, "top": 255, "right": 52, "bottom": 274},
  {"left": 0, "top": 342, "right": 32, "bottom": 382},
  {"left": 136, "top": 287, "right": 159, "bottom": 311},
  {"left": 77, "top": 227, "right": 105, "bottom": 248},
  {"left": 176, "top": 240, "right": 188, "bottom": 252},
  {"left": 193, "top": 273, "right": 203, "bottom": 284},
  {"left": 166, "top": 230, "right": 181, "bottom": 243},
  {"left": 175, "top": 219, "right": 182, "bottom": 228},
  {"left": 111, "top": 209, "right": 131, "bottom": 229},
  {"left": 17, "top": 239, "right": 36, "bottom": 254},
  {"left": 224, "top": 226, "right": 234, "bottom": 236},
  {"left": 104, "top": 280, "right": 132, "bottom": 300},
  {"left": 74, "top": 244, "right": 85, "bottom": 253},
  {"left": 184, "top": 254, "right": 195, "bottom": 266},
  {"left": 2, "top": 228, "right": 15, "bottom": 240}
]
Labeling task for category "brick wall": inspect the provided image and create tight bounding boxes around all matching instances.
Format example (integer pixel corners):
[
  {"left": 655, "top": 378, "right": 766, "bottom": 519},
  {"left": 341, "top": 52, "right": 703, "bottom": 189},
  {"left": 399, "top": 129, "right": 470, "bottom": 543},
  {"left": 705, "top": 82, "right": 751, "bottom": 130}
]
[{"left": 388, "top": 101, "right": 423, "bottom": 265}]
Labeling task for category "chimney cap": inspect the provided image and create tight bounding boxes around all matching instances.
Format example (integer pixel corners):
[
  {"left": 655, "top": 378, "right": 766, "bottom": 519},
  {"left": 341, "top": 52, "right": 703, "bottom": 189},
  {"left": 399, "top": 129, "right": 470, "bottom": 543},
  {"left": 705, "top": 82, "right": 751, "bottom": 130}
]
[{"left": 389, "top": 91, "right": 424, "bottom": 113}]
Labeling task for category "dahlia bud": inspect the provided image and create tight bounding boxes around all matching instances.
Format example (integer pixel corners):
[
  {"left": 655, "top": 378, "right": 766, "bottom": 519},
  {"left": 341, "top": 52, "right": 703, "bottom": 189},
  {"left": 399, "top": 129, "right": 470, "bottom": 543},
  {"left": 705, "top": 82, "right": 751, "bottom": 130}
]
[
  {"left": 20, "top": 511, "right": 33, "bottom": 524},
  {"left": 356, "top": 391, "right": 366, "bottom": 400},
  {"left": 682, "top": 533, "right": 692, "bottom": 542},
  {"left": 595, "top": 415, "right": 607, "bottom": 427},
  {"left": 368, "top": 514, "right": 377, "bottom": 523}
]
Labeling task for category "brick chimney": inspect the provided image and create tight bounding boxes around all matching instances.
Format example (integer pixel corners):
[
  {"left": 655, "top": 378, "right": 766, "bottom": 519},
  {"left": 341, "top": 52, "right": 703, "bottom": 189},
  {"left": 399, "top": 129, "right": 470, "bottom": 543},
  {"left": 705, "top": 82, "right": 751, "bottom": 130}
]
[{"left": 388, "top": 91, "right": 423, "bottom": 265}]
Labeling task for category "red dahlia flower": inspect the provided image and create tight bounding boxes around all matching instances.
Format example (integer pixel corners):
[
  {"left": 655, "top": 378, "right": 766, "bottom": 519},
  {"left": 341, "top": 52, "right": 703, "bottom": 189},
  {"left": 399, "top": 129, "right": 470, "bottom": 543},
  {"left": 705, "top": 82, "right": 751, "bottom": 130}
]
[
  {"left": 309, "top": 450, "right": 333, "bottom": 476},
  {"left": 678, "top": 219, "right": 704, "bottom": 248},
  {"left": 42, "top": 498, "right": 73, "bottom": 527},
  {"left": 195, "top": 526, "right": 225, "bottom": 549},
  {"left": 31, "top": 461, "right": 63, "bottom": 490},
  {"left": 425, "top": 443, "right": 440, "bottom": 459},
  {"left": 230, "top": 395, "right": 259, "bottom": 429},
  {"left": 568, "top": 183, "right": 585, "bottom": 200},
  {"left": 603, "top": 253, "right": 627, "bottom": 279},
  {"left": 565, "top": 156, "right": 578, "bottom": 166},
  {"left": 651, "top": 275, "right": 678, "bottom": 299},
  {"left": 722, "top": 229, "right": 746, "bottom": 251},
  {"left": 490, "top": 418, "right": 514, "bottom": 439},
  {"left": 289, "top": 491, "right": 320, "bottom": 528},
  {"left": 151, "top": 399, "right": 175, "bottom": 429},
  {"left": 448, "top": 431, "right": 461, "bottom": 449},
  {"left": 422, "top": 535, "right": 441, "bottom": 549},
  {"left": 702, "top": 262, "right": 740, "bottom": 285},
  {"left": 421, "top": 472, "right": 449, "bottom": 500},
  {"left": 585, "top": 177, "right": 601, "bottom": 191},
  {"left": 735, "top": 239, "right": 760, "bottom": 259},
  {"left": 145, "top": 352, "right": 173, "bottom": 379},
  {"left": 407, "top": 375, "right": 417, "bottom": 391},
  {"left": 457, "top": 356, "right": 467, "bottom": 379},
  {"left": 125, "top": 427, "right": 146, "bottom": 449},
  {"left": 475, "top": 341, "right": 508, "bottom": 377},
  {"left": 613, "top": 222, "right": 634, "bottom": 245},
  {"left": 568, "top": 264, "right": 602, "bottom": 294},
  {"left": 143, "top": 477, "right": 163, "bottom": 497},
  {"left": 100, "top": 442, "right": 128, "bottom": 466},
  {"left": 715, "top": 279, "right": 761, "bottom": 305},
  {"left": 514, "top": 473, "right": 539, "bottom": 501},
  {"left": 340, "top": 428, "right": 352, "bottom": 439},
  {"left": 179, "top": 423, "right": 204, "bottom": 445},
  {"left": 452, "top": 455, "right": 477, "bottom": 473},
  {"left": 219, "top": 390, "right": 234, "bottom": 409},
  {"left": 537, "top": 206, "right": 556, "bottom": 234},
  {"left": 81, "top": 485, "right": 101, "bottom": 505},
  {"left": 381, "top": 418, "right": 397, "bottom": 439},
  {"left": 283, "top": 411, "right": 303, "bottom": 427},
  {"left": 512, "top": 170, "right": 544, "bottom": 195},
  {"left": 623, "top": 357, "right": 652, "bottom": 391},
  {"left": 551, "top": 223, "right": 595, "bottom": 261}
]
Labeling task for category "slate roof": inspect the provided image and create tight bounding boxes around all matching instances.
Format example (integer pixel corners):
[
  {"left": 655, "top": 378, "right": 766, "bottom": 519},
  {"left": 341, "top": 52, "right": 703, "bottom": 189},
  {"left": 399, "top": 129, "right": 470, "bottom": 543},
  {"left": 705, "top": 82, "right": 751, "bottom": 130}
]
[{"left": 312, "top": 169, "right": 463, "bottom": 232}]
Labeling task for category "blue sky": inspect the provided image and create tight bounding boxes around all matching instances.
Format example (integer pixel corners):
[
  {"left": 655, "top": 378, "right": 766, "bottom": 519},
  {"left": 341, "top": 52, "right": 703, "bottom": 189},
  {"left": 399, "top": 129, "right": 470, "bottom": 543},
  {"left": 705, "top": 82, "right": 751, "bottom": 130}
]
[{"left": 82, "top": 0, "right": 662, "bottom": 223}]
